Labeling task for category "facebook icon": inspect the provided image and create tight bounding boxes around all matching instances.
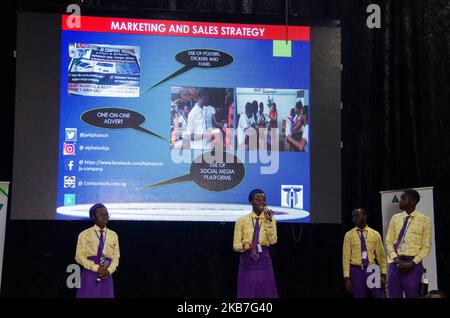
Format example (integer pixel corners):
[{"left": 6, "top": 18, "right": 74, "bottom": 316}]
[
  {"left": 64, "top": 159, "right": 75, "bottom": 171},
  {"left": 281, "top": 185, "right": 303, "bottom": 209}
]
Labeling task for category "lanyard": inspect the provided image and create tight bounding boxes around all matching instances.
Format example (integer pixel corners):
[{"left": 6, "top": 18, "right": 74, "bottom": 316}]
[
  {"left": 252, "top": 217, "right": 271, "bottom": 243},
  {"left": 252, "top": 217, "right": 261, "bottom": 229},
  {"left": 94, "top": 228, "right": 107, "bottom": 245},
  {"left": 357, "top": 228, "right": 368, "bottom": 240},
  {"left": 402, "top": 216, "right": 413, "bottom": 242},
  {"left": 200, "top": 106, "right": 207, "bottom": 127}
]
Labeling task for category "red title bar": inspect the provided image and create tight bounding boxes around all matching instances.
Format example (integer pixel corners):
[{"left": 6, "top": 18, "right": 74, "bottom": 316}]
[{"left": 62, "top": 15, "right": 310, "bottom": 41}]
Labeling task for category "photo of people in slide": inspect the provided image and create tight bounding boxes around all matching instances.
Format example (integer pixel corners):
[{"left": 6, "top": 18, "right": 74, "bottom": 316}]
[
  {"left": 170, "top": 87, "right": 234, "bottom": 151},
  {"left": 235, "top": 88, "right": 309, "bottom": 152}
]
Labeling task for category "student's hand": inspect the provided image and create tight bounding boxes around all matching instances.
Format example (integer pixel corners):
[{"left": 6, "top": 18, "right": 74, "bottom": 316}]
[
  {"left": 99, "top": 269, "right": 110, "bottom": 279},
  {"left": 398, "top": 261, "right": 416, "bottom": 273},
  {"left": 243, "top": 243, "right": 252, "bottom": 251},
  {"left": 381, "top": 274, "right": 387, "bottom": 290},
  {"left": 97, "top": 265, "right": 107, "bottom": 275},
  {"left": 344, "top": 277, "right": 353, "bottom": 294},
  {"left": 264, "top": 209, "right": 273, "bottom": 222},
  {"left": 393, "top": 257, "right": 401, "bottom": 265}
]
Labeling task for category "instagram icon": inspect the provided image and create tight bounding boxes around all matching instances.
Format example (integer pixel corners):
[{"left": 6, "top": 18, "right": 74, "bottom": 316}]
[{"left": 63, "top": 142, "right": 76, "bottom": 155}]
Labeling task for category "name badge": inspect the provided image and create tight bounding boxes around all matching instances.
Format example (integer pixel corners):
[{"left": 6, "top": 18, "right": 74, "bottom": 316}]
[
  {"left": 362, "top": 251, "right": 368, "bottom": 259},
  {"left": 257, "top": 244, "right": 262, "bottom": 253},
  {"left": 400, "top": 242, "right": 407, "bottom": 252}
]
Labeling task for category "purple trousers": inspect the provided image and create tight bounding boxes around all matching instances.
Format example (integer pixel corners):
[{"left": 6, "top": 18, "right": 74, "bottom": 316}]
[
  {"left": 76, "top": 256, "right": 114, "bottom": 298},
  {"left": 350, "top": 266, "right": 384, "bottom": 298},
  {"left": 388, "top": 257, "right": 423, "bottom": 298},
  {"left": 237, "top": 246, "right": 278, "bottom": 298}
]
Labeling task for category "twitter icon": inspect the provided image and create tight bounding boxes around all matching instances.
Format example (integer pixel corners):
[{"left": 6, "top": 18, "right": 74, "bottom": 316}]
[{"left": 65, "top": 128, "right": 77, "bottom": 142}]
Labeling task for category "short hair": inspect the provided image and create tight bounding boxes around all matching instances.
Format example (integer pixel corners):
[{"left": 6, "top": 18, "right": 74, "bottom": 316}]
[
  {"left": 301, "top": 106, "right": 308, "bottom": 117},
  {"left": 225, "top": 93, "right": 234, "bottom": 107},
  {"left": 197, "top": 88, "right": 208, "bottom": 98},
  {"left": 248, "top": 189, "right": 265, "bottom": 203},
  {"left": 89, "top": 203, "right": 106, "bottom": 219},
  {"left": 352, "top": 208, "right": 367, "bottom": 216},
  {"left": 245, "top": 102, "right": 253, "bottom": 113},
  {"left": 251, "top": 101, "right": 258, "bottom": 114},
  {"left": 403, "top": 189, "right": 420, "bottom": 203},
  {"left": 295, "top": 100, "right": 303, "bottom": 110},
  {"left": 180, "top": 87, "right": 196, "bottom": 98}
]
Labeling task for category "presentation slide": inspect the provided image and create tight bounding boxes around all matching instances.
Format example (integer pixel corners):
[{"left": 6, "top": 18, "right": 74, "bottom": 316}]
[
  {"left": 56, "top": 15, "right": 310, "bottom": 222},
  {"left": 12, "top": 13, "right": 341, "bottom": 222}
]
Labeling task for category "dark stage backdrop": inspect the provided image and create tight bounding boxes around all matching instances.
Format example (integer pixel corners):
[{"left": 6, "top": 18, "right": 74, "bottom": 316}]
[{"left": 1, "top": 0, "right": 449, "bottom": 297}]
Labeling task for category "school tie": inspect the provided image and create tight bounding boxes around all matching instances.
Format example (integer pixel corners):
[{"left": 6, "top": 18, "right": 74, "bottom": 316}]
[
  {"left": 358, "top": 229, "right": 369, "bottom": 267},
  {"left": 96, "top": 229, "right": 104, "bottom": 263},
  {"left": 394, "top": 216, "right": 411, "bottom": 253},
  {"left": 250, "top": 218, "right": 261, "bottom": 261}
]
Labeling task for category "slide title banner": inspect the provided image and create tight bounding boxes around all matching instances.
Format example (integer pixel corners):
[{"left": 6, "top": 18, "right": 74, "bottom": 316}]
[{"left": 62, "top": 15, "right": 310, "bottom": 41}]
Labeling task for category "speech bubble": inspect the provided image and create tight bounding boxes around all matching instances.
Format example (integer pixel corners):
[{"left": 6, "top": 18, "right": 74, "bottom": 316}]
[
  {"left": 142, "top": 49, "right": 234, "bottom": 94},
  {"left": 81, "top": 108, "right": 168, "bottom": 141},
  {"left": 139, "top": 151, "right": 245, "bottom": 192}
]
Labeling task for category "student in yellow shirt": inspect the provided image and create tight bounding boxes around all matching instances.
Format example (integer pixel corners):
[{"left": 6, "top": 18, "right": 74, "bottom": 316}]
[
  {"left": 386, "top": 189, "right": 432, "bottom": 298},
  {"left": 75, "top": 203, "right": 120, "bottom": 298},
  {"left": 342, "top": 208, "right": 386, "bottom": 298},
  {"left": 234, "top": 189, "right": 278, "bottom": 298}
]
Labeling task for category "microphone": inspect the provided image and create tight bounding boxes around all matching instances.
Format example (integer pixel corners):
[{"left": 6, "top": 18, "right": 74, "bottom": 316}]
[
  {"left": 263, "top": 206, "right": 272, "bottom": 222},
  {"left": 96, "top": 264, "right": 103, "bottom": 283},
  {"left": 97, "top": 256, "right": 108, "bottom": 283}
]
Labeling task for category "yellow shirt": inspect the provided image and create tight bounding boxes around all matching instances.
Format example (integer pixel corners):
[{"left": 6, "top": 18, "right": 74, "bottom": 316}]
[
  {"left": 385, "top": 210, "right": 432, "bottom": 264},
  {"left": 233, "top": 212, "right": 277, "bottom": 252},
  {"left": 342, "top": 226, "right": 387, "bottom": 277},
  {"left": 75, "top": 225, "right": 120, "bottom": 274}
]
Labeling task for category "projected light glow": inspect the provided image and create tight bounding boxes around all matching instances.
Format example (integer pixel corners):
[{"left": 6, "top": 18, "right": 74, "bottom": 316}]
[{"left": 57, "top": 203, "right": 308, "bottom": 221}]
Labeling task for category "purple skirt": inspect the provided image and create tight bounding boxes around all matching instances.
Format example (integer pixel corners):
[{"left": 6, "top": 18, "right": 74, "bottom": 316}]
[
  {"left": 76, "top": 256, "right": 114, "bottom": 298},
  {"left": 237, "top": 246, "right": 278, "bottom": 298}
]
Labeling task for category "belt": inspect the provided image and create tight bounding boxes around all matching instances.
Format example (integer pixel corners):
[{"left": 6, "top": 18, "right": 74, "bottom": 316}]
[{"left": 399, "top": 255, "right": 415, "bottom": 261}]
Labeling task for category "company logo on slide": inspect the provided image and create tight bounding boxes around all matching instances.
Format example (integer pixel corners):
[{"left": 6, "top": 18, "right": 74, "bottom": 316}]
[
  {"left": 65, "top": 128, "right": 78, "bottom": 142},
  {"left": 64, "top": 176, "right": 76, "bottom": 188},
  {"left": 64, "top": 194, "right": 76, "bottom": 206},
  {"left": 63, "top": 142, "right": 76, "bottom": 155},
  {"left": 281, "top": 185, "right": 303, "bottom": 209}
]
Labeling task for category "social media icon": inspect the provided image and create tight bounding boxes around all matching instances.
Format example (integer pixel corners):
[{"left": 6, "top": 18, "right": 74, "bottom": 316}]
[
  {"left": 64, "top": 159, "right": 75, "bottom": 171},
  {"left": 65, "top": 128, "right": 77, "bottom": 142},
  {"left": 64, "top": 176, "right": 76, "bottom": 188},
  {"left": 63, "top": 142, "right": 76, "bottom": 156},
  {"left": 64, "top": 194, "right": 76, "bottom": 206}
]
